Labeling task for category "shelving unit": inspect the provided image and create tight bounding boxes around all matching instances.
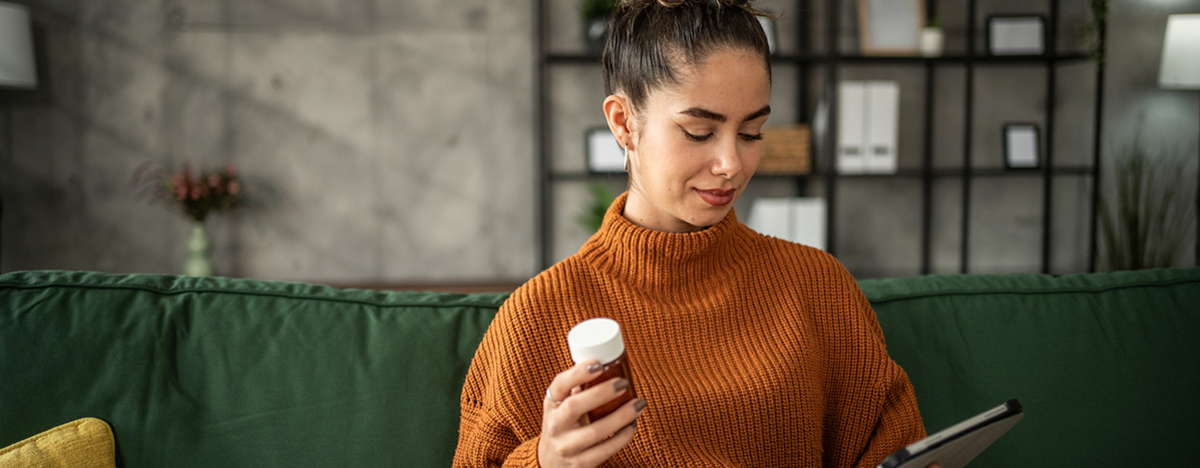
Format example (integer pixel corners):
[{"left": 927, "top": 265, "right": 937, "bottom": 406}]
[{"left": 535, "top": 0, "right": 1106, "bottom": 276}]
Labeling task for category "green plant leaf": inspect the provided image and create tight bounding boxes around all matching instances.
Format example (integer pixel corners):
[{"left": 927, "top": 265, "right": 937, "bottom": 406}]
[
  {"left": 574, "top": 183, "right": 617, "bottom": 233},
  {"left": 580, "top": 0, "right": 619, "bottom": 20},
  {"left": 1097, "top": 131, "right": 1197, "bottom": 270}
]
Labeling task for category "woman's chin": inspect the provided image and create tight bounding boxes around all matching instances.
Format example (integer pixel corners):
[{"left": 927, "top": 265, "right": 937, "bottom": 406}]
[{"left": 682, "top": 206, "right": 733, "bottom": 230}]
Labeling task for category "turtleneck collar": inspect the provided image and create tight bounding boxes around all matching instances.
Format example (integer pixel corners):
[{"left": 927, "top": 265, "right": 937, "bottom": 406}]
[{"left": 578, "top": 192, "right": 749, "bottom": 293}]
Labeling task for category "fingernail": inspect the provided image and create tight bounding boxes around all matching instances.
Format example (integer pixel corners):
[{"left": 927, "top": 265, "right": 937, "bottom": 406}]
[
  {"left": 586, "top": 362, "right": 602, "bottom": 373},
  {"left": 634, "top": 399, "right": 647, "bottom": 412},
  {"left": 613, "top": 378, "right": 629, "bottom": 392}
]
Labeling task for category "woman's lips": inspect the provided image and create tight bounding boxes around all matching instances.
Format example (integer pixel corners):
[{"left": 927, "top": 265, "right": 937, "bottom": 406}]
[{"left": 696, "top": 188, "right": 737, "bottom": 206}]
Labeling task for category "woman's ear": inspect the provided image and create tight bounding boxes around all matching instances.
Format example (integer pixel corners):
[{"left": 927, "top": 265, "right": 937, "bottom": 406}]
[{"left": 603, "top": 94, "right": 634, "bottom": 150}]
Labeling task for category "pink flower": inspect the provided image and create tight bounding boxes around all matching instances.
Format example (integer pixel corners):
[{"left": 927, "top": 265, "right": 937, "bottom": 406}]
[{"left": 145, "top": 163, "right": 243, "bottom": 220}]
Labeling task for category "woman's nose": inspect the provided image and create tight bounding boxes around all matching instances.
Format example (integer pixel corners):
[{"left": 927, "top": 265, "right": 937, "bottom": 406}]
[{"left": 711, "top": 137, "right": 742, "bottom": 179}]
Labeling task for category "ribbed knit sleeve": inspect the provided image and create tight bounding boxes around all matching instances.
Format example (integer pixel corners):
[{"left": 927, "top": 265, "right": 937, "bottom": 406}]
[
  {"left": 853, "top": 276, "right": 926, "bottom": 466},
  {"left": 823, "top": 272, "right": 926, "bottom": 467},
  {"left": 454, "top": 279, "right": 584, "bottom": 468},
  {"left": 453, "top": 290, "right": 556, "bottom": 468},
  {"left": 853, "top": 365, "right": 925, "bottom": 468},
  {"left": 454, "top": 399, "right": 540, "bottom": 468}
]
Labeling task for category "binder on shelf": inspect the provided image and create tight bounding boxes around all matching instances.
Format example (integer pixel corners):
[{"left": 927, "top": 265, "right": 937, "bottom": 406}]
[
  {"left": 837, "top": 82, "right": 867, "bottom": 174},
  {"left": 838, "top": 80, "right": 900, "bottom": 175},
  {"left": 747, "top": 197, "right": 827, "bottom": 250},
  {"left": 866, "top": 81, "right": 899, "bottom": 174}
]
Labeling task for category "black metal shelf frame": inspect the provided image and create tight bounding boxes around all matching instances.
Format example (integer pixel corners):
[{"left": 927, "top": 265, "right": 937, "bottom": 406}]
[
  {"left": 536, "top": 0, "right": 1107, "bottom": 274},
  {"left": 549, "top": 166, "right": 1095, "bottom": 182},
  {"left": 545, "top": 53, "right": 1093, "bottom": 65}
]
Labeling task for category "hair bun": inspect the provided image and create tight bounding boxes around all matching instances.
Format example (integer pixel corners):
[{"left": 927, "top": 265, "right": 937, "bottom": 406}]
[
  {"left": 719, "top": 0, "right": 754, "bottom": 7},
  {"left": 651, "top": 0, "right": 755, "bottom": 8}
]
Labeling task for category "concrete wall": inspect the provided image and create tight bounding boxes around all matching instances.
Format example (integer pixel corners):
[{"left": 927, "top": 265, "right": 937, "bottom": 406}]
[
  {"left": 1, "top": 0, "right": 1197, "bottom": 282},
  {"left": 1, "top": 0, "right": 536, "bottom": 282}
]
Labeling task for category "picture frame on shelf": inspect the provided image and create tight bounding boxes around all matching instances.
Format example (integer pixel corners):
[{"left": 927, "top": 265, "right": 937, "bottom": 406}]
[
  {"left": 988, "top": 15, "right": 1046, "bottom": 56},
  {"left": 585, "top": 127, "right": 625, "bottom": 173},
  {"left": 857, "top": 0, "right": 925, "bottom": 56},
  {"left": 1003, "top": 123, "right": 1041, "bottom": 170}
]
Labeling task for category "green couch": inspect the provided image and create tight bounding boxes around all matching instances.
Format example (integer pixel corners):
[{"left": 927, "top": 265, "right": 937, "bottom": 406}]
[{"left": 2, "top": 268, "right": 1198, "bottom": 467}]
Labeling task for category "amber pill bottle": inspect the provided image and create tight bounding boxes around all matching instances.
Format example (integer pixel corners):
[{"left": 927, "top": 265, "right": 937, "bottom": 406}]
[{"left": 567, "top": 318, "right": 636, "bottom": 422}]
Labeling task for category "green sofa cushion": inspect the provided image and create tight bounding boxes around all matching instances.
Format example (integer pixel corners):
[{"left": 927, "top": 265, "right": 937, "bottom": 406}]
[
  {"left": 861, "top": 267, "right": 1200, "bottom": 467},
  {"left": 3, "top": 268, "right": 1198, "bottom": 467},
  {"left": 0, "top": 271, "right": 506, "bottom": 467}
]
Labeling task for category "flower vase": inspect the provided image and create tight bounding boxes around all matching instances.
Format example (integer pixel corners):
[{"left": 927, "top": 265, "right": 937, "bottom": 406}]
[
  {"left": 184, "top": 221, "right": 213, "bottom": 276},
  {"left": 921, "top": 27, "right": 944, "bottom": 57}
]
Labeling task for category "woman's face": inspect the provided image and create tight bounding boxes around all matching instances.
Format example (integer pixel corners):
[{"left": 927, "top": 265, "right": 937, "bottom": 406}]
[{"left": 622, "top": 48, "right": 771, "bottom": 233}]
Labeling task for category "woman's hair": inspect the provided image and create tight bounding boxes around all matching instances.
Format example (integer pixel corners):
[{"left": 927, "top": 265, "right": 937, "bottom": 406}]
[{"left": 602, "top": 0, "right": 772, "bottom": 111}]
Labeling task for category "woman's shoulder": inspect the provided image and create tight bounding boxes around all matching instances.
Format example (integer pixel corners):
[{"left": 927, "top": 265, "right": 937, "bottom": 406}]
[
  {"left": 492, "top": 255, "right": 600, "bottom": 334},
  {"left": 735, "top": 225, "right": 873, "bottom": 321},
  {"left": 506, "top": 255, "right": 594, "bottom": 307},
  {"left": 472, "top": 259, "right": 591, "bottom": 380}
]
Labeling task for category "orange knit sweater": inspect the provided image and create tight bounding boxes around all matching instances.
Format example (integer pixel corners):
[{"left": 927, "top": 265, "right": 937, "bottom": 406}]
[{"left": 454, "top": 193, "right": 925, "bottom": 467}]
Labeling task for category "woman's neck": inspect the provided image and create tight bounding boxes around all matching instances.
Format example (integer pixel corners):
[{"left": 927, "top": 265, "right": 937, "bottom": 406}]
[
  {"left": 622, "top": 188, "right": 709, "bottom": 234},
  {"left": 579, "top": 193, "right": 746, "bottom": 296}
]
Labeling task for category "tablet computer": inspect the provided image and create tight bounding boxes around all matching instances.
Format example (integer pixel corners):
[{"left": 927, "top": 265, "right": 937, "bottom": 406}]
[{"left": 877, "top": 399, "right": 1024, "bottom": 468}]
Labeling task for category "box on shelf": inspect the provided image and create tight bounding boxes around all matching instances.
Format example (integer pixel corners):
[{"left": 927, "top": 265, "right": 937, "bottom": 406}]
[{"left": 757, "top": 124, "right": 812, "bottom": 175}]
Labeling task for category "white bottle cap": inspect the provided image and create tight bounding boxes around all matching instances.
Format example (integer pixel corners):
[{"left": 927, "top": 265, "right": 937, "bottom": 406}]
[{"left": 567, "top": 318, "right": 625, "bottom": 365}]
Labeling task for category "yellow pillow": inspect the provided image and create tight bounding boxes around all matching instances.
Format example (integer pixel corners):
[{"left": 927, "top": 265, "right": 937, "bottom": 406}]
[{"left": 0, "top": 418, "right": 116, "bottom": 468}]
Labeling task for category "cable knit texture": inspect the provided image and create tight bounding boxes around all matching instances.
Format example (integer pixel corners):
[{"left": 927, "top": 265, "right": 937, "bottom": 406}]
[{"left": 454, "top": 193, "right": 925, "bottom": 467}]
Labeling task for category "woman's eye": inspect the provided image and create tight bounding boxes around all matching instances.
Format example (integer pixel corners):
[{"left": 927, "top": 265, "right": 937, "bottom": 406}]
[
  {"left": 740, "top": 133, "right": 765, "bottom": 141},
  {"left": 683, "top": 131, "right": 713, "bottom": 142}
]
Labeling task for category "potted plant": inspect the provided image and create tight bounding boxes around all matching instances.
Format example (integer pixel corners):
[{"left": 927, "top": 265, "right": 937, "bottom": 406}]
[
  {"left": 1080, "top": 0, "right": 1108, "bottom": 63},
  {"left": 575, "top": 183, "right": 616, "bottom": 233},
  {"left": 1098, "top": 134, "right": 1196, "bottom": 270},
  {"left": 581, "top": 0, "right": 619, "bottom": 54},
  {"left": 921, "top": 17, "right": 944, "bottom": 57}
]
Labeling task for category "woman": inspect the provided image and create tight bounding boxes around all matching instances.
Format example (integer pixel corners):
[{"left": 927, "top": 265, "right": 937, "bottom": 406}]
[{"left": 454, "top": 1, "right": 927, "bottom": 466}]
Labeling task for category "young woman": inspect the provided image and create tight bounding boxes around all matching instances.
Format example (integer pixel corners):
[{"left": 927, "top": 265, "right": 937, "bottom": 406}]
[{"left": 454, "top": 1, "right": 927, "bottom": 466}]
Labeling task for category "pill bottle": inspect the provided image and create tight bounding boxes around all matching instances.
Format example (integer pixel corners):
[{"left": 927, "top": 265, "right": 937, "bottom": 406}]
[{"left": 567, "top": 317, "right": 636, "bottom": 422}]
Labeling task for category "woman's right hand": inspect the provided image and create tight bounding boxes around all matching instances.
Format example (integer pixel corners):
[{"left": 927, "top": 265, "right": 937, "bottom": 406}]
[{"left": 538, "top": 361, "right": 646, "bottom": 468}]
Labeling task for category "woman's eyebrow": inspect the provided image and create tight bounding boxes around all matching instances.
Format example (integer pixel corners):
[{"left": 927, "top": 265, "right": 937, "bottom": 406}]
[
  {"left": 678, "top": 105, "right": 772, "bottom": 123},
  {"left": 679, "top": 107, "right": 727, "bottom": 122},
  {"left": 744, "top": 105, "right": 771, "bottom": 122}
]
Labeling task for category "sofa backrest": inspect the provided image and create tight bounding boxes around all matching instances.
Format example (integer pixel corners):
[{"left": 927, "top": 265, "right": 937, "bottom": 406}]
[
  {"left": 4, "top": 268, "right": 1199, "bottom": 467},
  {"left": 862, "top": 267, "right": 1200, "bottom": 467},
  {"left": 0, "top": 271, "right": 506, "bottom": 467}
]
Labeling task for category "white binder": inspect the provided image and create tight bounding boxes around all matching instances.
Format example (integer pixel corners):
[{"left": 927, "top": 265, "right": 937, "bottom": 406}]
[
  {"left": 747, "top": 197, "right": 827, "bottom": 250},
  {"left": 866, "top": 81, "right": 899, "bottom": 174},
  {"left": 837, "top": 81, "right": 867, "bottom": 174}
]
